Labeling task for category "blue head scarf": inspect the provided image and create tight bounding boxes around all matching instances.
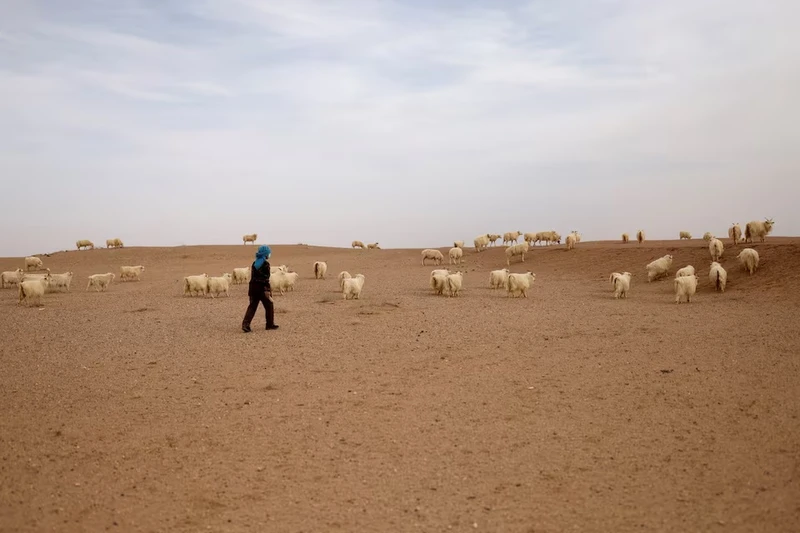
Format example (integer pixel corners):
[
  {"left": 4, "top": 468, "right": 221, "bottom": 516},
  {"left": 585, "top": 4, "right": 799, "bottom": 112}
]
[{"left": 254, "top": 245, "right": 271, "bottom": 269}]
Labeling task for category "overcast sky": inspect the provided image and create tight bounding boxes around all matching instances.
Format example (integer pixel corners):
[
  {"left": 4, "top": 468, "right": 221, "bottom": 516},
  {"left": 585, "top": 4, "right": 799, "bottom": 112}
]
[{"left": 1, "top": 0, "right": 798, "bottom": 256}]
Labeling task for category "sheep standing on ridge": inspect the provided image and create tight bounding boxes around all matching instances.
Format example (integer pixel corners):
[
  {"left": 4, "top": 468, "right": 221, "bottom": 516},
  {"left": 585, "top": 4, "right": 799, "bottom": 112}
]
[
  {"left": 448, "top": 247, "right": 463, "bottom": 265},
  {"left": 314, "top": 261, "right": 328, "bottom": 279},
  {"left": 106, "top": 238, "right": 124, "bottom": 248},
  {"left": 367, "top": 242, "right": 380, "bottom": 249},
  {"left": 474, "top": 234, "right": 490, "bottom": 252},
  {"left": 679, "top": 231, "right": 692, "bottom": 240},
  {"left": 738, "top": 248, "right": 759, "bottom": 275},
  {"left": 609, "top": 272, "right": 631, "bottom": 299},
  {"left": 351, "top": 240, "right": 365, "bottom": 249},
  {"left": 637, "top": 230, "right": 645, "bottom": 244},
  {"left": 488, "top": 234, "right": 501, "bottom": 246},
  {"left": 745, "top": 218, "right": 775, "bottom": 243},
  {"left": 503, "top": 231, "right": 522, "bottom": 246},
  {"left": 506, "top": 272, "right": 535, "bottom": 298},
  {"left": 709, "top": 262, "right": 727, "bottom": 292},
  {"left": 565, "top": 233, "right": 577, "bottom": 251},
  {"left": 674, "top": 275, "right": 698, "bottom": 303},
  {"left": 489, "top": 268, "right": 509, "bottom": 289},
  {"left": 422, "top": 249, "right": 444, "bottom": 266},
  {"left": 646, "top": 254, "right": 673, "bottom": 282},
  {"left": 243, "top": 234, "right": 257, "bottom": 245},
  {"left": 76, "top": 239, "right": 94, "bottom": 250},
  {"left": 342, "top": 274, "right": 365, "bottom": 300},
  {"left": 87, "top": 273, "right": 115, "bottom": 292},
  {"left": 709, "top": 238, "right": 724, "bottom": 262},
  {"left": 505, "top": 241, "right": 529, "bottom": 265},
  {"left": 622, "top": 233, "right": 629, "bottom": 244},
  {"left": 728, "top": 223, "right": 742, "bottom": 245}
]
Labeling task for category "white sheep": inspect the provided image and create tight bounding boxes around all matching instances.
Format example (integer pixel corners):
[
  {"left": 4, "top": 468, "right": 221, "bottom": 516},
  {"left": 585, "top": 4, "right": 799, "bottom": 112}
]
[
  {"left": 503, "top": 231, "right": 522, "bottom": 245},
  {"left": 637, "top": 230, "right": 645, "bottom": 244},
  {"left": 120, "top": 265, "right": 145, "bottom": 282},
  {"left": 728, "top": 223, "right": 742, "bottom": 245},
  {"left": 243, "top": 233, "right": 257, "bottom": 245},
  {"left": 709, "top": 262, "right": 727, "bottom": 292},
  {"left": 76, "top": 239, "right": 94, "bottom": 250},
  {"left": 646, "top": 254, "right": 673, "bottom": 282},
  {"left": 448, "top": 247, "right": 463, "bottom": 265},
  {"left": 270, "top": 265, "right": 289, "bottom": 275},
  {"left": 106, "top": 238, "right": 124, "bottom": 248},
  {"left": 674, "top": 274, "right": 698, "bottom": 304},
  {"left": 367, "top": 242, "right": 381, "bottom": 250},
  {"left": 270, "top": 271, "right": 300, "bottom": 294},
  {"left": 679, "top": 231, "right": 692, "bottom": 240},
  {"left": 430, "top": 270, "right": 449, "bottom": 296},
  {"left": 351, "top": 240, "right": 365, "bottom": 249},
  {"left": 232, "top": 267, "right": 250, "bottom": 285},
  {"left": 675, "top": 265, "right": 696, "bottom": 278},
  {"left": 505, "top": 241, "right": 529, "bottom": 266},
  {"left": 445, "top": 271, "right": 463, "bottom": 297},
  {"left": 488, "top": 234, "right": 501, "bottom": 246},
  {"left": 338, "top": 271, "right": 352, "bottom": 291},
  {"left": 622, "top": 233, "right": 629, "bottom": 244},
  {"left": 534, "top": 231, "right": 557, "bottom": 246},
  {"left": 489, "top": 268, "right": 509, "bottom": 289},
  {"left": 565, "top": 233, "right": 577, "bottom": 250},
  {"left": 183, "top": 274, "right": 209, "bottom": 297},
  {"left": 474, "top": 234, "right": 490, "bottom": 252},
  {"left": 571, "top": 231, "right": 582, "bottom": 243},
  {"left": 702, "top": 232, "right": 713, "bottom": 242},
  {"left": 342, "top": 274, "right": 365, "bottom": 300},
  {"left": 18, "top": 276, "right": 50, "bottom": 306},
  {"left": 421, "top": 248, "right": 444, "bottom": 266},
  {"left": 738, "top": 248, "right": 759, "bottom": 276},
  {"left": 87, "top": 273, "right": 115, "bottom": 292},
  {"left": 25, "top": 256, "right": 43, "bottom": 271},
  {"left": 47, "top": 272, "right": 74, "bottom": 292},
  {"left": 1, "top": 268, "right": 24, "bottom": 288},
  {"left": 523, "top": 232, "right": 537, "bottom": 245},
  {"left": 709, "top": 238, "right": 724, "bottom": 262},
  {"left": 453, "top": 240, "right": 464, "bottom": 249},
  {"left": 745, "top": 218, "right": 775, "bottom": 243},
  {"left": 207, "top": 273, "right": 232, "bottom": 298},
  {"left": 609, "top": 272, "right": 631, "bottom": 299},
  {"left": 506, "top": 272, "right": 535, "bottom": 298},
  {"left": 314, "top": 261, "right": 328, "bottom": 279}
]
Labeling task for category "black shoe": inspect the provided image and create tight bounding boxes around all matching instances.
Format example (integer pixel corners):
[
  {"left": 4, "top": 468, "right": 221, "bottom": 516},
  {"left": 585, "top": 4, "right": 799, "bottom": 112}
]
[
  {"left": 266, "top": 324, "right": 279, "bottom": 330},
  {"left": 242, "top": 326, "right": 252, "bottom": 333}
]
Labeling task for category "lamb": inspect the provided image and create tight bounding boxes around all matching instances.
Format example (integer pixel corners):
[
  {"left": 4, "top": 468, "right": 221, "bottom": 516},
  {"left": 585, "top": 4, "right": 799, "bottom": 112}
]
[
  {"left": 506, "top": 272, "right": 535, "bottom": 298},
  {"left": 745, "top": 218, "right": 775, "bottom": 243},
  {"left": 120, "top": 265, "right": 145, "bottom": 282},
  {"left": 243, "top": 233, "right": 257, "bottom": 245},
  {"left": 76, "top": 239, "right": 94, "bottom": 250},
  {"left": 270, "top": 271, "right": 300, "bottom": 294},
  {"left": 637, "top": 230, "right": 645, "bottom": 244},
  {"left": 47, "top": 272, "right": 73, "bottom": 292},
  {"left": 430, "top": 270, "right": 449, "bottom": 295},
  {"left": 207, "top": 273, "right": 232, "bottom": 298},
  {"left": 367, "top": 242, "right": 381, "bottom": 249},
  {"left": 106, "top": 238, "right": 124, "bottom": 248},
  {"left": 503, "top": 231, "right": 522, "bottom": 245},
  {"left": 675, "top": 265, "right": 696, "bottom": 278},
  {"left": 703, "top": 232, "right": 713, "bottom": 241},
  {"left": 646, "top": 254, "right": 673, "bottom": 282},
  {"left": 709, "top": 262, "right": 727, "bottom": 292},
  {"left": 87, "top": 273, "right": 115, "bottom": 292},
  {"left": 489, "top": 268, "right": 509, "bottom": 289},
  {"left": 728, "top": 223, "right": 742, "bottom": 245},
  {"left": 445, "top": 271, "right": 463, "bottom": 297},
  {"left": 738, "top": 248, "right": 760, "bottom": 276},
  {"left": 1, "top": 268, "right": 24, "bottom": 288},
  {"left": 453, "top": 240, "right": 464, "bottom": 249},
  {"left": 183, "top": 274, "right": 209, "bottom": 297},
  {"left": 679, "top": 231, "right": 692, "bottom": 240},
  {"left": 18, "top": 276, "right": 50, "bottom": 306},
  {"left": 448, "top": 247, "right": 464, "bottom": 265},
  {"left": 25, "top": 256, "right": 43, "bottom": 271},
  {"left": 565, "top": 233, "right": 577, "bottom": 250},
  {"left": 488, "top": 234, "right": 501, "bottom": 246},
  {"left": 342, "top": 274, "right": 365, "bottom": 300},
  {"left": 338, "top": 271, "right": 352, "bottom": 291},
  {"left": 674, "top": 275, "right": 698, "bottom": 304},
  {"left": 314, "top": 261, "right": 328, "bottom": 279},
  {"left": 505, "top": 241, "right": 529, "bottom": 265},
  {"left": 709, "top": 238, "right": 724, "bottom": 262},
  {"left": 622, "top": 233, "right": 629, "bottom": 244},
  {"left": 474, "top": 234, "right": 490, "bottom": 252},
  {"left": 232, "top": 267, "right": 250, "bottom": 285},
  {"left": 351, "top": 240, "right": 365, "bottom": 249},
  {"left": 609, "top": 272, "right": 631, "bottom": 299},
  {"left": 421, "top": 248, "right": 444, "bottom": 266}
]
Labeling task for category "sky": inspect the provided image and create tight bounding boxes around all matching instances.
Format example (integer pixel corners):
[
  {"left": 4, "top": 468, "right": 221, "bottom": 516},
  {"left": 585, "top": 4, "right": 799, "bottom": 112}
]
[{"left": 1, "top": 0, "right": 798, "bottom": 256}]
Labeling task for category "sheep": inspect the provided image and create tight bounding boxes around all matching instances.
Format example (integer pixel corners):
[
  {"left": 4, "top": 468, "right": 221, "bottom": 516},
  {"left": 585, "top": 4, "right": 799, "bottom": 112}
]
[
  {"left": 183, "top": 274, "right": 209, "bottom": 296},
  {"left": 367, "top": 242, "right": 381, "bottom": 249},
  {"left": 675, "top": 265, "right": 696, "bottom": 278},
  {"left": 552, "top": 232, "right": 562, "bottom": 245},
  {"left": 534, "top": 231, "right": 556, "bottom": 246},
  {"left": 674, "top": 274, "right": 698, "bottom": 304},
  {"left": 120, "top": 265, "right": 145, "bottom": 282},
  {"left": 646, "top": 254, "right": 673, "bottom": 282},
  {"left": 47, "top": 272, "right": 73, "bottom": 292},
  {"left": 351, "top": 240, "right": 365, "bottom": 249},
  {"left": 489, "top": 268, "right": 509, "bottom": 289},
  {"left": 609, "top": 272, "right": 631, "bottom": 299},
  {"left": 570, "top": 231, "right": 582, "bottom": 243},
  {"left": 703, "top": 232, "right": 713, "bottom": 241},
  {"left": 342, "top": 274, "right": 365, "bottom": 300},
  {"left": 505, "top": 241, "right": 529, "bottom": 265},
  {"left": 87, "top": 273, "right": 115, "bottom": 292},
  {"left": 709, "top": 238, "right": 724, "bottom": 262},
  {"left": 488, "top": 234, "right": 501, "bottom": 246},
  {"left": 565, "top": 233, "right": 577, "bottom": 250},
  {"left": 445, "top": 271, "right": 463, "bottom": 297},
  {"left": 448, "top": 247, "right": 464, "bottom": 265},
  {"left": 76, "top": 239, "right": 94, "bottom": 250},
  {"left": 270, "top": 265, "right": 289, "bottom": 275},
  {"left": 738, "top": 248, "right": 760, "bottom": 275},
  {"left": 679, "top": 231, "right": 692, "bottom": 240},
  {"left": 503, "top": 231, "right": 522, "bottom": 246},
  {"left": 314, "top": 261, "right": 328, "bottom": 279},
  {"left": 622, "top": 233, "right": 629, "bottom": 244},
  {"left": 243, "top": 233, "right": 257, "bottom": 245},
  {"left": 207, "top": 273, "right": 232, "bottom": 298},
  {"left": 232, "top": 267, "right": 250, "bottom": 285},
  {"left": 18, "top": 276, "right": 50, "bottom": 306},
  {"left": 474, "top": 234, "right": 490, "bottom": 252},
  {"left": 25, "top": 256, "right": 43, "bottom": 271},
  {"left": 422, "top": 248, "right": 444, "bottom": 266},
  {"left": 270, "top": 271, "right": 300, "bottom": 294},
  {"left": 637, "top": 230, "right": 645, "bottom": 244},
  {"left": 22, "top": 271, "right": 50, "bottom": 281},
  {"left": 728, "top": 223, "right": 742, "bottom": 245},
  {"left": 745, "top": 218, "right": 775, "bottom": 243},
  {"left": 506, "top": 272, "right": 535, "bottom": 298},
  {"left": 709, "top": 262, "right": 727, "bottom": 292},
  {"left": 338, "top": 271, "right": 352, "bottom": 291},
  {"left": 1, "top": 268, "right": 24, "bottom": 288},
  {"left": 453, "top": 240, "right": 464, "bottom": 249},
  {"left": 430, "top": 270, "right": 449, "bottom": 295},
  {"left": 106, "top": 238, "right": 124, "bottom": 248}
]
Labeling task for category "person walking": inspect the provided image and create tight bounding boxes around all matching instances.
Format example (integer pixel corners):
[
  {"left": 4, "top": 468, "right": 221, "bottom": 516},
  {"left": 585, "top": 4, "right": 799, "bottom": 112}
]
[{"left": 242, "top": 244, "right": 279, "bottom": 333}]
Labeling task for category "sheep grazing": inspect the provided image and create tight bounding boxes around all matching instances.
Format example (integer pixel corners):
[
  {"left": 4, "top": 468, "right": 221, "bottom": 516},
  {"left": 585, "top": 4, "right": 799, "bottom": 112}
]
[
  {"left": 565, "top": 233, "right": 577, "bottom": 250},
  {"left": 503, "top": 231, "right": 522, "bottom": 246},
  {"left": 120, "top": 265, "right": 145, "bottom": 282},
  {"left": 243, "top": 233, "right": 257, "bottom": 245},
  {"left": 674, "top": 275, "right": 699, "bottom": 304},
  {"left": 342, "top": 274, "right": 365, "bottom": 300},
  {"left": 367, "top": 242, "right": 381, "bottom": 249},
  {"left": 183, "top": 274, "right": 209, "bottom": 297},
  {"left": 745, "top": 218, "right": 775, "bottom": 243},
  {"left": 19, "top": 277, "right": 50, "bottom": 306},
  {"left": 351, "top": 240, "right": 365, "bottom": 249},
  {"left": 448, "top": 247, "right": 463, "bottom": 265},
  {"left": 675, "top": 265, "right": 696, "bottom": 278},
  {"left": 1, "top": 268, "right": 24, "bottom": 288},
  {"left": 622, "top": 233, "right": 629, "bottom": 244},
  {"left": 703, "top": 232, "right": 713, "bottom": 241},
  {"left": 314, "top": 261, "right": 328, "bottom": 279},
  {"left": 505, "top": 241, "right": 529, "bottom": 265},
  {"left": 552, "top": 232, "right": 562, "bottom": 245},
  {"left": 453, "top": 240, "right": 464, "bottom": 249},
  {"left": 232, "top": 267, "right": 250, "bottom": 285},
  {"left": 738, "top": 248, "right": 760, "bottom": 276},
  {"left": 646, "top": 254, "right": 673, "bottom": 282},
  {"left": 421, "top": 248, "right": 444, "bottom": 266},
  {"left": 47, "top": 272, "right": 74, "bottom": 292},
  {"left": 270, "top": 265, "right": 289, "bottom": 275},
  {"left": 488, "top": 234, "right": 501, "bottom": 246},
  {"left": 338, "top": 271, "right": 352, "bottom": 291},
  {"left": 709, "top": 238, "right": 724, "bottom": 262},
  {"left": 76, "top": 239, "right": 94, "bottom": 250},
  {"left": 106, "top": 238, "right": 124, "bottom": 248},
  {"left": 637, "top": 230, "right": 645, "bottom": 244},
  {"left": 270, "top": 271, "right": 299, "bottom": 294},
  {"left": 25, "top": 256, "right": 43, "bottom": 271},
  {"left": 609, "top": 272, "right": 631, "bottom": 299},
  {"left": 87, "top": 273, "right": 115, "bottom": 292},
  {"left": 474, "top": 234, "right": 490, "bottom": 252},
  {"left": 728, "top": 223, "right": 742, "bottom": 245},
  {"left": 709, "top": 262, "right": 727, "bottom": 292},
  {"left": 445, "top": 271, "right": 463, "bottom": 297},
  {"left": 679, "top": 231, "right": 692, "bottom": 240},
  {"left": 489, "top": 268, "right": 509, "bottom": 289},
  {"left": 207, "top": 273, "right": 232, "bottom": 298},
  {"left": 506, "top": 272, "right": 536, "bottom": 298},
  {"left": 430, "top": 269, "right": 449, "bottom": 295}
]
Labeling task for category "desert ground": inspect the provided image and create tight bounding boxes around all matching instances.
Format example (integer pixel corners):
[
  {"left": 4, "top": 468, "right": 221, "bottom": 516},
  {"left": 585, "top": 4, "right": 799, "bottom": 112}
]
[{"left": 1, "top": 238, "right": 799, "bottom": 532}]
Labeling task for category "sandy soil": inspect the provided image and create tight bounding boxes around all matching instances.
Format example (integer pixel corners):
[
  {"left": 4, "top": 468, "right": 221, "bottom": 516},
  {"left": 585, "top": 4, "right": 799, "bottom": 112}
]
[{"left": 1, "top": 238, "right": 799, "bottom": 532}]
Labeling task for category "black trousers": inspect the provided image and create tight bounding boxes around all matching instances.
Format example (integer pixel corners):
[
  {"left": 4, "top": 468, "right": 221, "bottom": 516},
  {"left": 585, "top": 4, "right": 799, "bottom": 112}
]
[{"left": 242, "top": 290, "right": 275, "bottom": 328}]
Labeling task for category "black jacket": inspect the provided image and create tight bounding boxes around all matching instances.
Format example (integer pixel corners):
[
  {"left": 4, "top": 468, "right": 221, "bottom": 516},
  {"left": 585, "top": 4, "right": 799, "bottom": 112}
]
[{"left": 248, "top": 260, "right": 271, "bottom": 296}]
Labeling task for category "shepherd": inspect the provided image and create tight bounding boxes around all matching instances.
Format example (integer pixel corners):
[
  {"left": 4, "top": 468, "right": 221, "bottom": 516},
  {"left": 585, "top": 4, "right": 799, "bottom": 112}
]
[{"left": 242, "top": 245, "right": 280, "bottom": 333}]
